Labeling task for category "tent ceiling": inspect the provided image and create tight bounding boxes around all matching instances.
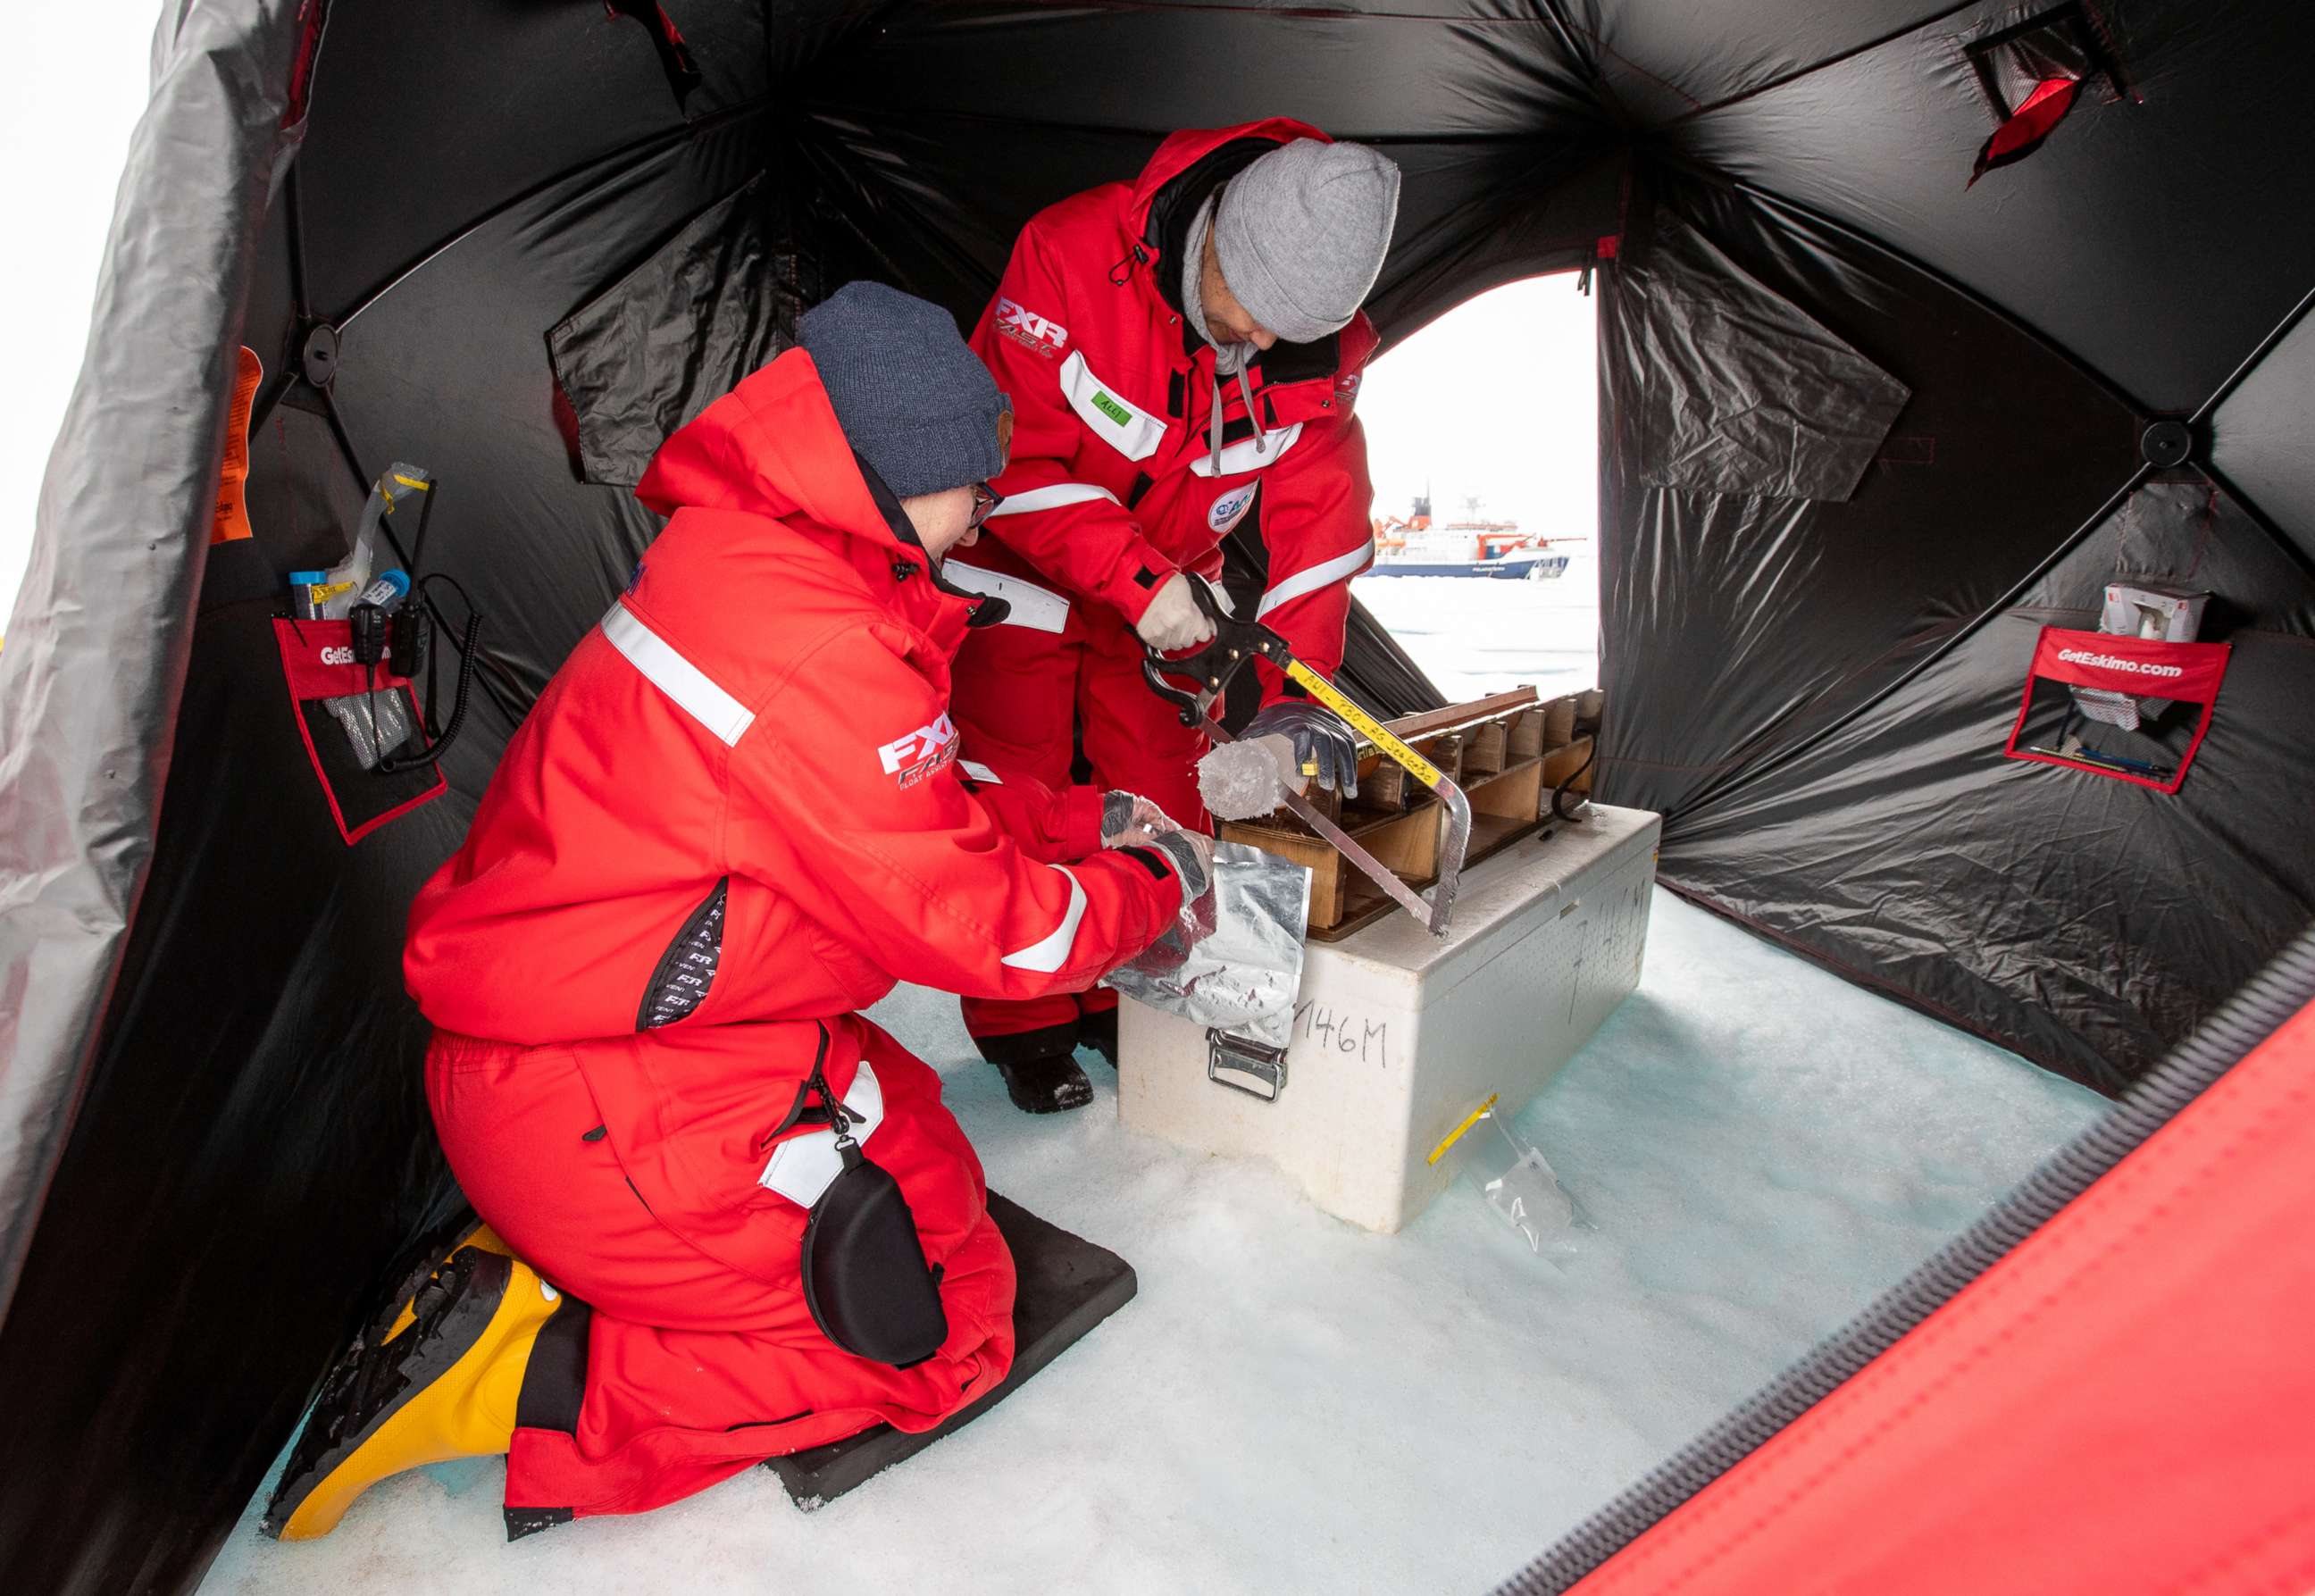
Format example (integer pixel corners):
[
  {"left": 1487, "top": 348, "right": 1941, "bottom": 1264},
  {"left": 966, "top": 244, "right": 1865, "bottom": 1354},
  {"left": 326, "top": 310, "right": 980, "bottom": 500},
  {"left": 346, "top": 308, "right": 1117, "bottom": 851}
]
[{"left": 1669, "top": 0, "right": 2315, "bottom": 411}]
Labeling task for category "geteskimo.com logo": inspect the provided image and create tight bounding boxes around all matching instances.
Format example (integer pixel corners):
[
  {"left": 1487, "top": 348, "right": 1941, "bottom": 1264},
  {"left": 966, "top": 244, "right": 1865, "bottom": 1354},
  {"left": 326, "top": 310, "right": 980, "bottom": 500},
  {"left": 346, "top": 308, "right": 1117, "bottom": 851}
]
[{"left": 2058, "top": 648, "right": 2183, "bottom": 679}]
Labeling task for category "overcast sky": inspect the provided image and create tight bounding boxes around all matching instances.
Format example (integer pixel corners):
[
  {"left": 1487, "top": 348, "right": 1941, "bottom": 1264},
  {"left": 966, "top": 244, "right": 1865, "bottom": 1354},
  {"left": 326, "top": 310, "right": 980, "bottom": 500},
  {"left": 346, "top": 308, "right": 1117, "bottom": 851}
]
[
  {"left": 1, "top": 2, "right": 156, "bottom": 632},
  {"left": 0, "top": 5, "right": 1600, "bottom": 632},
  {"left": 1358, "top": 279, "right": 1597, "bottom": 541}
]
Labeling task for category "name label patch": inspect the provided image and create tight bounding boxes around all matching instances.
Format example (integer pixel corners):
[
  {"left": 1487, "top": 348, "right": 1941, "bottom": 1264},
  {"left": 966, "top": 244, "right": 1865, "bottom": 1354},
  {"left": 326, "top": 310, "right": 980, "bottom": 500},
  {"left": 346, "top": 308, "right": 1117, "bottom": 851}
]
[{"left": 1059, "top": 350, "right": 1167, "bottom": 462}]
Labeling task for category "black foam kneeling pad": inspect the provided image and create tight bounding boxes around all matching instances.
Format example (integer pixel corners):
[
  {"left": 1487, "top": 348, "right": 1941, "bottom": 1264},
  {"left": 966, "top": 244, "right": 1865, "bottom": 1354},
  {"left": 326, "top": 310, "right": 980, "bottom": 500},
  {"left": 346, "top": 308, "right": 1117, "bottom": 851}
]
[{"left": 765, "top": 1191, "right": 1136, "bottom": 1507}]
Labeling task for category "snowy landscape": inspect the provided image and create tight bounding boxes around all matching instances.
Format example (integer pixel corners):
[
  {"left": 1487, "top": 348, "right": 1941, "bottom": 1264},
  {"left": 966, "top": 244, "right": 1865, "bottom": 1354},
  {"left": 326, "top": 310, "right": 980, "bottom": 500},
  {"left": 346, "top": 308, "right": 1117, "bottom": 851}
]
[
  {"left": 205, "top": 890, "right": 2103, "bottom": 1594},
  {"left": 1354, "top": 561, "right": 1602, "bottom": 703}
]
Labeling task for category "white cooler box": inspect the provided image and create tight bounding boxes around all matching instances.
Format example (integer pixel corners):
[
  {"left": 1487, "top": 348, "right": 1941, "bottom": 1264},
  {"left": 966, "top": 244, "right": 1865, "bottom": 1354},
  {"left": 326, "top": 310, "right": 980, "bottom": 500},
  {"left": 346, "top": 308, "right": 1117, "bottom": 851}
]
[{"left": 1117, "top": 803, "right": 1661, "bottom": 1233}]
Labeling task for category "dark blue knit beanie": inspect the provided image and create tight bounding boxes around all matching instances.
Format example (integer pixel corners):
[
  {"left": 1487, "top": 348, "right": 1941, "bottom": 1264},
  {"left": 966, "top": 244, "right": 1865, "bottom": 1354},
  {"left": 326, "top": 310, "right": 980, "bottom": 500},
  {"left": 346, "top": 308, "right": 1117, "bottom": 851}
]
[{"left": 798, "top": 281, "right": 1011, "bottom": 497}]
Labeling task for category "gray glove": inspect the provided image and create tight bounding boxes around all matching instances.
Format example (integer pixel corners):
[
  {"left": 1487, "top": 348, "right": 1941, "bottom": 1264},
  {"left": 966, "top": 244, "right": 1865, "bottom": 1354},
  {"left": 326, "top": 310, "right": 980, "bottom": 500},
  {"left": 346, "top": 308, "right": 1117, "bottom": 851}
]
[
  {"left": 1101, "top": 790, "right": 1213, "bottom": 903},
  {"left": 1100, "top": 790, "right": 1170, "bottom": 845},
  {"left": 1141, "top": 828, "right": 1214, "bottom": 902},
  {"left": 1243, "top": 700, "right": 1359, "bottom": 801}
]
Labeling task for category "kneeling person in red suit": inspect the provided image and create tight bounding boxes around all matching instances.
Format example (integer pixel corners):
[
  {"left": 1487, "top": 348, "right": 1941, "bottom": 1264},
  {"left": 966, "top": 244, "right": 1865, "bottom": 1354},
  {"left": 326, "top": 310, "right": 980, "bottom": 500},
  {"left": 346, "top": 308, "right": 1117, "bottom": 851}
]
[{"left": 267, "top": 282, "right": 1208, "bottom": 1542}]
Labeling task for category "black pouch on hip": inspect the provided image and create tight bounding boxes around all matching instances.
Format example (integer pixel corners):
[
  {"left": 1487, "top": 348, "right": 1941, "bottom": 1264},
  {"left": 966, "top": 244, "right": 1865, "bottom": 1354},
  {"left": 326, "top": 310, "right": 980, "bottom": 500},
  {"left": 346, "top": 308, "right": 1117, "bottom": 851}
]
[{"left": 798, "top": 1070, "right": 949, "bottom": 1367}]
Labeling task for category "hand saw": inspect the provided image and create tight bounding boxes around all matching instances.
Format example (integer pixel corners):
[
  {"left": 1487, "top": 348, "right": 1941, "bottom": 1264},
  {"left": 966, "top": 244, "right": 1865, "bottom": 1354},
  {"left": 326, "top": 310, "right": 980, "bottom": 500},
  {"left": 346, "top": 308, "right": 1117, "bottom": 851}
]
[{"left": 1140, "top": 578, "right": 1471, "bottom": 937}]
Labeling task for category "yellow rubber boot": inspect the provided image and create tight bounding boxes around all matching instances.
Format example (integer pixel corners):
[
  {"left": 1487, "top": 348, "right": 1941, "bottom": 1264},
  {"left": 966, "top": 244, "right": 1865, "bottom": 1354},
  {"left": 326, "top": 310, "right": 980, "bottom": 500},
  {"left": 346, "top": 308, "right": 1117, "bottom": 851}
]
[{"left": 263, "top": 1245, "right": 564, "bottom": 1541}]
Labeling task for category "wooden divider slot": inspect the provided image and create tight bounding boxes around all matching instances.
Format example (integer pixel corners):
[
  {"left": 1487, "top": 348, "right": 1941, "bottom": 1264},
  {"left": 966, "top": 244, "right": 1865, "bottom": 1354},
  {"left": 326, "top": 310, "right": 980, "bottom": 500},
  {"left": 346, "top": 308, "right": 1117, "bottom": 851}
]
[
  {"left": 1542, "top": 735, "right": 1593, "bottom": 793},
  {"left": 1218, "top": 686, "right": 1601, "bottom": 940}
]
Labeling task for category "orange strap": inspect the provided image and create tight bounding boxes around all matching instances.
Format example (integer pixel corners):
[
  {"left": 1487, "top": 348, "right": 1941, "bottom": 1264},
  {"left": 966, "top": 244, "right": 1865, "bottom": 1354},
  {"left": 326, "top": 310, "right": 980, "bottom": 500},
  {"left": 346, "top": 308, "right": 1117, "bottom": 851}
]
[{"left": 211, "top": 346, "right": 263, "bottom": 544}]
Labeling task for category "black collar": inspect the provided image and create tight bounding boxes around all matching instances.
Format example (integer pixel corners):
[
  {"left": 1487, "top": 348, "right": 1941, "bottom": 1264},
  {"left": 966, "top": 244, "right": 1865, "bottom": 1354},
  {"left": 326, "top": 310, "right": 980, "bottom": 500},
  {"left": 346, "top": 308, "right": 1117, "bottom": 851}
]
[
  {"left": 1147, "top": 136, "right": 1275, "bottom": 355},
  {"left": 852, "top": 452, "right": 1009, "bottom": 628}
]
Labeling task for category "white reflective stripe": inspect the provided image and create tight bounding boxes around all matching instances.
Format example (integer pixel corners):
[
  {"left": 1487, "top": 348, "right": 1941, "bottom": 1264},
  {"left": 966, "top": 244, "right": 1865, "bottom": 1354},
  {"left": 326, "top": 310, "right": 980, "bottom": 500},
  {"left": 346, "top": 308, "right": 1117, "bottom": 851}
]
[
  {"left": 1189, "top": 422, "right": 1305, "bottom": 478},
  {"left": 1255, "top": 538, "right": 1377, "bottom": 620},
  {"left": 1000, "top": 865, "right": 1088, "bottom": 973},
  {"left": 758, "top": 1058, "right": 886, "bottom": 1207},
  {"left": 942, "top": 561, "right": 1071, "bottom": 635},
  {"left": 600, "top": 601, "right": 755, "bottom": 747},
  {"left": 985, "top": 481, "right": 1121, "bottom": 517},
  {"left": 1060, "top": 350, "right": 1168, "bottom": 462},
  {"left": 959, "top": 759, "right": 1004, "bottom": 785}
]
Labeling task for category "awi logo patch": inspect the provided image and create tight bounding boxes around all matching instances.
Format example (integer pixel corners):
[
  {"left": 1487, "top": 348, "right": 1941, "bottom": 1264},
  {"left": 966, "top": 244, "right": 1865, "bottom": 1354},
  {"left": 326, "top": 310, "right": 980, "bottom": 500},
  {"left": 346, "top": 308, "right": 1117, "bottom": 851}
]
[
  {"left": 877, "top": 713, "right": 961, "bottom": 787},
  {"left": 1208, "top": 483, "right": 1258, "bottom": 535}
]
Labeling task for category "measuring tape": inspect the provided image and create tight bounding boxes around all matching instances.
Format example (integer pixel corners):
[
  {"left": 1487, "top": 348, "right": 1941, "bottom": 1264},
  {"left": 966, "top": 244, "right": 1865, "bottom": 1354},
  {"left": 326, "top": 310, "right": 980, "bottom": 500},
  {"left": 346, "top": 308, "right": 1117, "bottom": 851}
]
[{"left": 1282, "top": 658, "right": 1445, "bottom": 790}]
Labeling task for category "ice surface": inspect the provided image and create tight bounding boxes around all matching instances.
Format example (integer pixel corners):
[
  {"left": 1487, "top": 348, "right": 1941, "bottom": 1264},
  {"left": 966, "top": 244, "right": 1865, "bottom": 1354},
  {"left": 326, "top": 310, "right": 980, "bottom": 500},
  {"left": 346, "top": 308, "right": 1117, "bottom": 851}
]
[
  {"left": 1352, "top": 564, "right": 1601, "bottom": 702},
  {"left": 201, "top": 890, "right": 2103, "bottom": 1594}
]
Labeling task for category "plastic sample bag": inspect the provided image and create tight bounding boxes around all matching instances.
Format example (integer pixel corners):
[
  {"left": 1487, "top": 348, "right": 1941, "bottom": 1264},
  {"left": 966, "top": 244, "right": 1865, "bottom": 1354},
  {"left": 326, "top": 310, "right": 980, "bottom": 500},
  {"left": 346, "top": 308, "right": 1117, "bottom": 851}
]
[
  {"left": 1433, "top": 1095, "right": 1578, "bottom": 1256},
  {"left": 320, "top": 686, "right": 415, "bottom": 772}
]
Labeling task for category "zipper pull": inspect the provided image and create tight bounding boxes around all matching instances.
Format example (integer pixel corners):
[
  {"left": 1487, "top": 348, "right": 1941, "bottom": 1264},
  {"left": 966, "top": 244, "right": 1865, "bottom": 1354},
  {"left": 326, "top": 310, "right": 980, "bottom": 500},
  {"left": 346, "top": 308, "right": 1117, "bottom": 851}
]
[{"left": 831, "top": 1101, "right": 863, "bottom": 1165}]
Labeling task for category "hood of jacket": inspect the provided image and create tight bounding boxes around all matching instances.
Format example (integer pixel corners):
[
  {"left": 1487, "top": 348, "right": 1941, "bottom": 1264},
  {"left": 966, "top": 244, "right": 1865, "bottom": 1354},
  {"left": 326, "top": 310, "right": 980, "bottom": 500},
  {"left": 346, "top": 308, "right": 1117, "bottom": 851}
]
[
  {"left": 635, "top": 347, "right": 986, "bottom": 639},
  {"left": 638, "top": 348, "right": 901, "bottom": 546}
]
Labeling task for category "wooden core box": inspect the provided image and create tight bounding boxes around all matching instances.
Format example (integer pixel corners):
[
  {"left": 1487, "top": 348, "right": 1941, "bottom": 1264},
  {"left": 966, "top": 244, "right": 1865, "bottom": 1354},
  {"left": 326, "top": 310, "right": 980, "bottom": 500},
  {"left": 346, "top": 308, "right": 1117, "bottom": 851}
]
[{"left": 1221, "top": 686, "right": 1601, "bottom": 940}]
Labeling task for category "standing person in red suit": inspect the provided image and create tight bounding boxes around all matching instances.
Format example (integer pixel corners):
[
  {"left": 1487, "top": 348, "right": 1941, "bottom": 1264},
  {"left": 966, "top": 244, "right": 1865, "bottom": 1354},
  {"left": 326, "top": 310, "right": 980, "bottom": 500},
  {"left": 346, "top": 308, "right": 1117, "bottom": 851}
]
[
  {"left": 950, "top": 121, "right": 1401, "bottom": 1112},
  {"left": 265, "top": 282, "right": 1211, "bottom": 1542}
]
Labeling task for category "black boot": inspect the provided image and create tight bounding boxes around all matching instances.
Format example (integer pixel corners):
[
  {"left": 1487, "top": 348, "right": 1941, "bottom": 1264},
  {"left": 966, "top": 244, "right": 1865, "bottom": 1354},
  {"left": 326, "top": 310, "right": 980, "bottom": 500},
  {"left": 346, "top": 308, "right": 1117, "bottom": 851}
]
[
  {"left": 992, "top": 1053, "right": 1094, "bottom": 1114},
  {"left": 1078, "top": 1007, "right": 1119, "bottom": 1067}
]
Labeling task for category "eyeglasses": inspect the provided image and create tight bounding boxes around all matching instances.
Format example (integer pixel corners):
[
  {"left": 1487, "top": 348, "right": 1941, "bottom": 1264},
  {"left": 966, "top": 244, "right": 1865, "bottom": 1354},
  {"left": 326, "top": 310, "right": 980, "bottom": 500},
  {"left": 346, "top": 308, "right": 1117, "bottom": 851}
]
[{"left": 968, "top": 481, "right": 1003, "bottom": 530}]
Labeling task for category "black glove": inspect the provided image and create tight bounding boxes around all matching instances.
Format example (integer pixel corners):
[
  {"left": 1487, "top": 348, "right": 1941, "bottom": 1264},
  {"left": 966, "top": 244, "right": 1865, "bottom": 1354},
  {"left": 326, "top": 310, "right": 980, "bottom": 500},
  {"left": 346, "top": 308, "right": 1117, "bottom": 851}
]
[{"left": 1244, "top": 700, "right": 1359, "bottom": 801}]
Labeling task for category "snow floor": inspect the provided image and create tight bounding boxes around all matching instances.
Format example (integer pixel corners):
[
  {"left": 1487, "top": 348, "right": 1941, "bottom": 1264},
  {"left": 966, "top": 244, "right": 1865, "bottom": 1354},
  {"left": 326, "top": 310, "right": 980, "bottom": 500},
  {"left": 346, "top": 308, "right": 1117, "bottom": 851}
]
[{"left": 203, "top": 890, "right": 2104, "bottom": 1594}]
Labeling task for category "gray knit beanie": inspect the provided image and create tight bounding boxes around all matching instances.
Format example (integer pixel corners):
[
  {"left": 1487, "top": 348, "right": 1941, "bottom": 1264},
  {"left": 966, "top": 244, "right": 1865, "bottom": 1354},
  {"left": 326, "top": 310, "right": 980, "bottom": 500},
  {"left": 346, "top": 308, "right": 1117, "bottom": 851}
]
[
  {"left": 798, "top": 280, "right": 1011, "bottom": 497},
  {"left": 1213, "top": 139, "right": 1401, "bottom": 344}
]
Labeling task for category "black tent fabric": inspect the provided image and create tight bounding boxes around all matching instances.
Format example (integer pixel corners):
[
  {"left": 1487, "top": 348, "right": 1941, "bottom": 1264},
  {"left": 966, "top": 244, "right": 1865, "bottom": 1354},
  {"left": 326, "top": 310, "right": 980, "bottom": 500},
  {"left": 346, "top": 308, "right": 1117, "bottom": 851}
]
[{"left": 0, "top": 2, "right": 2310, "bottom": 1591}]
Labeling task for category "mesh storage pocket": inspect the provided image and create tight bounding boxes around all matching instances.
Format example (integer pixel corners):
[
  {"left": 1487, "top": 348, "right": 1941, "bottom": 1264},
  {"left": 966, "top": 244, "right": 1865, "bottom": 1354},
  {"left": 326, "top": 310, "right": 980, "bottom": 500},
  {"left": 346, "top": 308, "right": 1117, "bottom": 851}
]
[
  {"left": 272, "top": 617, "right": 446, "bottom": 843},
  {"left": 2002, "top": 624, "right": 2231, "bottom": 794}
]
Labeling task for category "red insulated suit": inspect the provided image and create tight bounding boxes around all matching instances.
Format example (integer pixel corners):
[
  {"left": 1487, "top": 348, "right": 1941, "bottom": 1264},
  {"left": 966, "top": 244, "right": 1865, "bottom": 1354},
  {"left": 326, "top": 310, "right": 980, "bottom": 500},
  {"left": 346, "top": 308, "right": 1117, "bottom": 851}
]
[
  {"left": 401, "top": 350, "right": 1181, "bottom": 1523},
  {"left": 951, "top": 118, "right": 1380, "bottom": 1055}
]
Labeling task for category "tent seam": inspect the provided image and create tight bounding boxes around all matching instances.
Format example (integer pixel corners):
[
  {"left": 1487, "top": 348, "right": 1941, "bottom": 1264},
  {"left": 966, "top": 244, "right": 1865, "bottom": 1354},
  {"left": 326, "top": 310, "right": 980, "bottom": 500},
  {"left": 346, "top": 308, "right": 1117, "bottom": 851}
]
[{"left": 1664, "top": 0, "right": 1986, "bottom": 129}]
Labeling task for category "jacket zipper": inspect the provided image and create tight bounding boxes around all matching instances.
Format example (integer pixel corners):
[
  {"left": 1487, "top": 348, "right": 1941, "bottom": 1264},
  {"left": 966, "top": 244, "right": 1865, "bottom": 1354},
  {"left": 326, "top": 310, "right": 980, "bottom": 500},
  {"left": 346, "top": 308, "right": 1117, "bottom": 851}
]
[
  {"left": 753, "top": 1023, "right": 838, "bottom": 1155},
  {"left": 1492, "top": 924, "right": 2315, "bottom": 1594}
]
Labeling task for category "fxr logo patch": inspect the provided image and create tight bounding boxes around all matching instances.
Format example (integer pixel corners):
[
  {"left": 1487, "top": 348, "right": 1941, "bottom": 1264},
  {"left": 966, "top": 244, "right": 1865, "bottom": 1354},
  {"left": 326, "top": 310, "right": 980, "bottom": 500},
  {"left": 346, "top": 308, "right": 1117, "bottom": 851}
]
[
  {"left": 996, "top": 297, "right": 1068, "bottom": 358},
  {"left": 877, "top": 713, "right": 961, "bottom": 786}
]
